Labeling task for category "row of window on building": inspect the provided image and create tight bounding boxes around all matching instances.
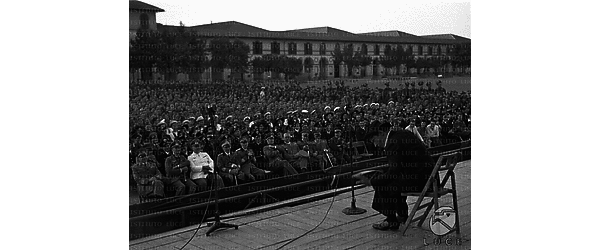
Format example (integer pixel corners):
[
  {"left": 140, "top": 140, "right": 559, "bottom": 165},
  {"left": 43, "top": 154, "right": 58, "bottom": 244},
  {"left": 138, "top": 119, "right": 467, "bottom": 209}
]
[{"left": 251, "top": 42, "right": 451, "bottom": 56}]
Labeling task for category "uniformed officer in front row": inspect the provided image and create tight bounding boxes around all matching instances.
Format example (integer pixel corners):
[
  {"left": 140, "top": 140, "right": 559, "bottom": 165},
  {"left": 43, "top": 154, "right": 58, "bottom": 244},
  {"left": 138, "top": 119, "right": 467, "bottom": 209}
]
[
  {"left": 233, "top": 136, "right": 266, "bottom": 181},
  {"left": 188, "top": 140, "right": 224, "bottom": 191},
  {"left": 328, "top": 128, "right": 351, "bottom": 165},
  {"left": 216, "top": 140, "right": 245, "bottom": 186},
  {"left": 164, "top": 143, "right": 198, "bottom": 196},
  {"left": 131, "top": 151, "right": 165, "bottom": 199},
  {"left": 262, "top": 134, "right": 299, "bottom": 177}
]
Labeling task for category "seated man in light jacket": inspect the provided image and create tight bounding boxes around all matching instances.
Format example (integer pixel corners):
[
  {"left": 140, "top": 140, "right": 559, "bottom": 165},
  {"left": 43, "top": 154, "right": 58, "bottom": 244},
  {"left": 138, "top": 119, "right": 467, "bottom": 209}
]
[{"left": 188, "top": 139, "right": 224, "bottom": 191}]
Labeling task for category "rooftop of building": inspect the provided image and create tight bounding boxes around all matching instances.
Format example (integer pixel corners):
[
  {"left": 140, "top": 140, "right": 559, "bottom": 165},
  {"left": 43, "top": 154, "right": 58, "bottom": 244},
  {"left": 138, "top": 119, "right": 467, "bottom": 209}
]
[
  {"left": 420, "top": 34, "right": 471, "bottom": 42},
  {"left": 129, "top": 0, "right": 165, "bottom": 12},
  {"left": 156, "top": 21, "right": 470, "bottom": 45}
]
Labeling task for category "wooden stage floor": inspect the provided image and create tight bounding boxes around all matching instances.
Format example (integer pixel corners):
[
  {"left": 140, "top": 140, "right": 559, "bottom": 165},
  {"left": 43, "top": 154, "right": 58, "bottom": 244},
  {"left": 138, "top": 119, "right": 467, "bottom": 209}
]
[{"left": 130, "top": 160, "right": 471, "bottom": 249}]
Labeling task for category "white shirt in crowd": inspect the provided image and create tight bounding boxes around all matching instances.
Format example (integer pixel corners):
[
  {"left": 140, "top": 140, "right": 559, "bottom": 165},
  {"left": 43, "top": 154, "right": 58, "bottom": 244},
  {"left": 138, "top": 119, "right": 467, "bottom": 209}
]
[
  {"left": 405, "top": 125, "right": 424, "bottom": 142},
  {"left": 188, "top": 151, "right": 214, "bottom": 179},
  {"left": 426, "top": 124, "right": 441, "bottom": 138}
]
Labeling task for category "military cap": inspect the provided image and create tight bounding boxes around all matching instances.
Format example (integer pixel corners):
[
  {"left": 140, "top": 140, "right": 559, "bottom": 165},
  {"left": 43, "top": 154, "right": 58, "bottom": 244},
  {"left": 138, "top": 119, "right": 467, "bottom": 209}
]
[
  {"left": 333, "top": 107, "right": 341, "bottom": 112},
  {"left": 170, "top": 120, "right": 179, "bottom": 125},
  {"left": 188, "top": 117, "right": 195, "bottom": 121},
  {"left": 301, "top": 110, "right": 309, "bottom": 114},
  {"left": 157, "top": 119, "right": 166, "bottom": 126},
  {"left": 334, "top": 128, "right": 342, "bottom": 133},
  {"left": 170, "top": 142, "right": 182, "bottom": 149},
  {"left": 264, "top": 112, "right": 271, "bottom": 117},
  {"left": 196, "top": 116, "right": 204, "bottom": 121},
  {"left": 182, "top": 120, "right": 190, "bottom": 125},
  {"left": 243, "top": 116, "right": 251, "bottom": 121},
  {"left": 324, "top": 106, "right": 331, "bottom": 111}
]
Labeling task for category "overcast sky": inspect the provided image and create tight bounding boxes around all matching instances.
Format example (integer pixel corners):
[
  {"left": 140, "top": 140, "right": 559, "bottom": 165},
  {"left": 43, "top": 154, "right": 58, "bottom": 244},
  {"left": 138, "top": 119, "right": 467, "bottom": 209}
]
[{"left": 139, "top": 0, "right": 470, "bottom": 38}]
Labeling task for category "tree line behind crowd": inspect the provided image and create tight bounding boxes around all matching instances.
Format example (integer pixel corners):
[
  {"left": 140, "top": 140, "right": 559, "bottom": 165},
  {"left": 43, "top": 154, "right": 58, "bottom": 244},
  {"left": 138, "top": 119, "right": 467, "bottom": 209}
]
[{"left": 129, "top": 26, "right": 471, "bottom": 82}]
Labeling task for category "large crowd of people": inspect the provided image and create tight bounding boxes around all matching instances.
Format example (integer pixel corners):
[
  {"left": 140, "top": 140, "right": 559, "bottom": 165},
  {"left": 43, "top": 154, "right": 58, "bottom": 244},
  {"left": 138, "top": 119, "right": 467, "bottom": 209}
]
[{"left": 130, "top": 79, "right": 470, "bottom": 200}]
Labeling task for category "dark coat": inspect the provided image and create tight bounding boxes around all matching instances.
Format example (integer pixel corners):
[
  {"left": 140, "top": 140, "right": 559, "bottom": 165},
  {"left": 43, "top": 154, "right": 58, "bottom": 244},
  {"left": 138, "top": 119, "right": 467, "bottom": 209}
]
[
  {"left": 262, "top": 145, "right": 298, "bottom": 176},
  {"left": 216, "top": 152, "right": 236, "bottom": 174},
  {"left": 371, "top": 129, "right": 435, "bottom": 193},
  {"left": 370, "top": 129, "right": 435, "bottom": 218},
  {"left": 164, "top": 155, "right": 190, "bottom": 184}
]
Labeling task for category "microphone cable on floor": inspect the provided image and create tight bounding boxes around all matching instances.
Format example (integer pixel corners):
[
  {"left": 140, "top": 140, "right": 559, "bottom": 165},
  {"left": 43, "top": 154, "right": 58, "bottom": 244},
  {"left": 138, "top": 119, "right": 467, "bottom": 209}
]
[
  {"left": 179, "top": 174, "right": 215, "bottom": 250},
  {"left": 274, "top": 164, "right": 344, "bottom": 250}
]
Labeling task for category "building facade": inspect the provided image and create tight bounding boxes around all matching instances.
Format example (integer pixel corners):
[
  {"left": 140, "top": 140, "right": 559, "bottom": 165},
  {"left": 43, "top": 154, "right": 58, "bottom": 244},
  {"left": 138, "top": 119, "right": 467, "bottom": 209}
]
[
  {"left": 129, "top": 0, "right": 164, "bottom": 40},
  {"left": 129, "top": 1, "right": 470, "bottom": 82}
]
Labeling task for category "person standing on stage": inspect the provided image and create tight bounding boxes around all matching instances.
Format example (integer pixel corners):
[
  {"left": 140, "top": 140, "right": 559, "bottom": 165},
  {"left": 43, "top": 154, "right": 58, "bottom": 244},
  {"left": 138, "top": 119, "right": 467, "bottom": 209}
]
[{"left": 355, "top": 124, "right": 435, "bottom": 230}]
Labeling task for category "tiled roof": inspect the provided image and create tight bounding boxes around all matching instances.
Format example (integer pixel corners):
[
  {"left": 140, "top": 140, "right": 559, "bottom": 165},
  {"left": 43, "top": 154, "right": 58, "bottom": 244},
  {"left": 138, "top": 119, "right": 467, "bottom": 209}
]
[
  {"left": 420, "top": 34, "right": 470, "bottom": 43},
  {"left": 129, "top": 1, "right": 164, "bottom": 12},
  {"left": 189, "top": 21, "right": 269, "bottom": 33},
  {"left": 286, "top": 27, "right": 356, "bottom": 36},
  {"left": 358, "top": 30, "right": 419, "bottom": 38},
  {"left": 157, "top": 21, "right": 469, "bottom": 45}
]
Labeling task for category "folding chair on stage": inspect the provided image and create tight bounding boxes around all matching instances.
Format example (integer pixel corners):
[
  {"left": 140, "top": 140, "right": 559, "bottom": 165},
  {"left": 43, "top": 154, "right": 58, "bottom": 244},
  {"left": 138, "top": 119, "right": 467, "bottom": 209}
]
[{"left": 400, "top": 151, "right": 462, "bottom": 237}]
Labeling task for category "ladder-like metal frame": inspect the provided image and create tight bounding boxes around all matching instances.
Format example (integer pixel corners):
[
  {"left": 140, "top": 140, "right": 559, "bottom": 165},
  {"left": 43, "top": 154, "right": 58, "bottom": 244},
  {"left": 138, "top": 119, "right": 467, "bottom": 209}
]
[{"left": 400, "top": 152, "right": 462, "bottom": 237}]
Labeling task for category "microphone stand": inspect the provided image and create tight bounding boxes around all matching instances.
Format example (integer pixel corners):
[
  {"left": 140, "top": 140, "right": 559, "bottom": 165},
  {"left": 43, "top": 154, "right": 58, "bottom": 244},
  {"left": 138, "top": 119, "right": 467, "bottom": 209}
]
[
  {"left": 206, "top": 172, "right": 239, "bottom": 236},
  {"left": 342, "top": 124, "right": 366, "bottom": 215}
]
